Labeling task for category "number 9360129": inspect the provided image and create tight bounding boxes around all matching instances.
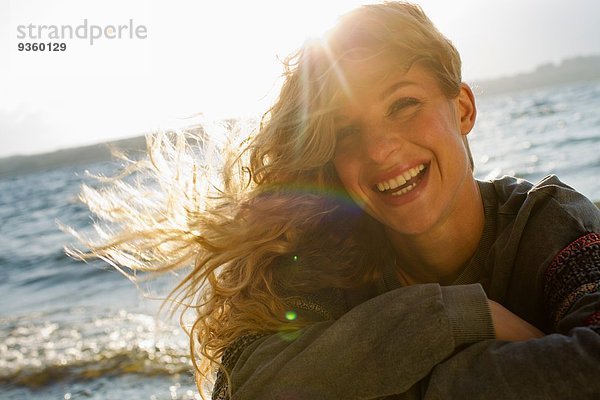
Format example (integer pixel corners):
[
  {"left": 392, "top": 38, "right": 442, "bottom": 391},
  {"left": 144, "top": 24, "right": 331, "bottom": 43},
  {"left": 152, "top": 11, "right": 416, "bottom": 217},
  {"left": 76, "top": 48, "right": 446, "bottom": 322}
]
[{"left": 17, "top": 42, "right": 66, "bottom": 51}]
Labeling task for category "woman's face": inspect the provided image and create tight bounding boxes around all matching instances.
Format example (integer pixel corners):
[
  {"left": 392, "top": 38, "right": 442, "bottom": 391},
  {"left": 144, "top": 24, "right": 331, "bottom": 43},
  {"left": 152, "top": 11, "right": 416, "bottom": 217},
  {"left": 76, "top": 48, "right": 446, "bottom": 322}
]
[{"left": 332, "top": 58, "right": 476, "bottom": 236}]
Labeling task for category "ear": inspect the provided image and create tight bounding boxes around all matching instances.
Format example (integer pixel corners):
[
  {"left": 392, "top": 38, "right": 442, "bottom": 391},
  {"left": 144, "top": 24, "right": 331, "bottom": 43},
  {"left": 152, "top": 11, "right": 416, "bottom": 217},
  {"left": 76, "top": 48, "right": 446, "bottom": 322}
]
[{"left": 456, "top": 83, "right": 476, "bottom": 136}]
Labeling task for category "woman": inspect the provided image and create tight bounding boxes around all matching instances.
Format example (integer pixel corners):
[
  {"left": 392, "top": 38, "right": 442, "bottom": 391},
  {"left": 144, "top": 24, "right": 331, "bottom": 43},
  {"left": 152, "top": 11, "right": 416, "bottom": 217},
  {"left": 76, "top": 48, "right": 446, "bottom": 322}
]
[{"left": 75, "top": 2, "right": 600, "bottom": 399}]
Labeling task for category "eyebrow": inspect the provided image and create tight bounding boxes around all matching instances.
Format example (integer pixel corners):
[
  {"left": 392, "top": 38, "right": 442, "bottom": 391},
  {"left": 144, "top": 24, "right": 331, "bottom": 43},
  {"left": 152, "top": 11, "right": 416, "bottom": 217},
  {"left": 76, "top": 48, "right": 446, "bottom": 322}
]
[
  {"left": 333, "top": 80, "right": 418, "bottom": 124},
  {"left": 380, "top": 80, "right": 417, "bottom": 101}
]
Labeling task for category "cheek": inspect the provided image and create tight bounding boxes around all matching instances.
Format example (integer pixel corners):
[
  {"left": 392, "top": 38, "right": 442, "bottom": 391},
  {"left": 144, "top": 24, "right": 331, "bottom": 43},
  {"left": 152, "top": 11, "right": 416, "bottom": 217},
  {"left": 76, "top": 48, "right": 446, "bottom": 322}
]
[
  {"left": 408, "top": 107, "right": 460, "bottom": 148},
  {"left": 333, "top": 157, "right": 360, "bottom": 192},
  {"left": 333, "top": 158, "right": 350, "bottom": 185}
]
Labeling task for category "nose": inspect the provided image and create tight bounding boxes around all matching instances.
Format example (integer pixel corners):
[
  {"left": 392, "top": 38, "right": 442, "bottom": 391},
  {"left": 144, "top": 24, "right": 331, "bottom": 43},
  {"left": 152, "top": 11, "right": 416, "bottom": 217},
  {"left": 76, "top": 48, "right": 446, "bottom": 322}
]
[{"left": 362, "top": 126, "right": 402, "bottom": 164}]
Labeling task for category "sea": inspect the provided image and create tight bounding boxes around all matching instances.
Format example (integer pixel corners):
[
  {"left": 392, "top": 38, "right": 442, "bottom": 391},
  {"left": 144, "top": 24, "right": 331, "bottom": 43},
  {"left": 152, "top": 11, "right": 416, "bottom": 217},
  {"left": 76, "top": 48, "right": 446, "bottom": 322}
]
[{"left": 1, "top": 81, "right": 599, "bottom": 399}]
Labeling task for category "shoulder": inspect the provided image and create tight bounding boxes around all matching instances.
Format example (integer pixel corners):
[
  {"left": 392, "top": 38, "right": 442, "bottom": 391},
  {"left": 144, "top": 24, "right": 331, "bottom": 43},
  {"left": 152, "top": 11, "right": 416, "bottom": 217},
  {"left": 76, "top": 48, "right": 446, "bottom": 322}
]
[
  {"left": 527, "top": 175, "right": 599, "bottom": 219},
  {"left": 483, "top": 174, "right": 579, "bottom": 205},
  {"left": 481, "top": 174, "right": 599, "bottom": 231},
  {"left": 480, "top": 175, "right": 600, "bottom": 329}
]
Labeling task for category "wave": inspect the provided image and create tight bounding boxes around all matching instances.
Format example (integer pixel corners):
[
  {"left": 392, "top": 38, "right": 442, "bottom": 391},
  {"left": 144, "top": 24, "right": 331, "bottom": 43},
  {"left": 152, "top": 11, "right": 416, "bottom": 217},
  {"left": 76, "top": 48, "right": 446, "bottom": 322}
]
[{"left": 0, "top": 309, "right": 192, "bottom": 388}]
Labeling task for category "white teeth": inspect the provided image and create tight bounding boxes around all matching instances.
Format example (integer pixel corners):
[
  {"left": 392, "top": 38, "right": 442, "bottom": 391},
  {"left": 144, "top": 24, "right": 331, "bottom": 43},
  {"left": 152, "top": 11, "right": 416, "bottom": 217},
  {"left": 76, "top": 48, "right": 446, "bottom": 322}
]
[
  {"left": 375, "top": 164, "right": 426, "bottom": 192},
  {"left": 391, "top": 182, "right": 417, "bottom": 196}
]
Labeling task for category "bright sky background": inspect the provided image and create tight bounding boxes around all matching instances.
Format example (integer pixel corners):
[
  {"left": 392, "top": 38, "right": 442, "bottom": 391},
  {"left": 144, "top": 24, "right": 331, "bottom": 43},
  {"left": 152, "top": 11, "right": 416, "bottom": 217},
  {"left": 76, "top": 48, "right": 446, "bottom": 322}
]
[{"left": 1, "top": 0, "right": 599, "bottom": 158}]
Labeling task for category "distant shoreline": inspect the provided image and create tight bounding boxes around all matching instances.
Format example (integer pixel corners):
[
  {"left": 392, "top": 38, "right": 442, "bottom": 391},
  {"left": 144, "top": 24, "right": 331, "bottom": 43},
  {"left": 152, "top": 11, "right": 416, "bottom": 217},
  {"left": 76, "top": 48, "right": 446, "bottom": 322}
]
[
  {"left": 1, "top": 55, "right": 599, "bottom": 187},
  {"left": 472, "top": 54, "right": 600, "bottom": 97},
  {"left": 0, "top": 136, "right": 147, "bottom": 178}
]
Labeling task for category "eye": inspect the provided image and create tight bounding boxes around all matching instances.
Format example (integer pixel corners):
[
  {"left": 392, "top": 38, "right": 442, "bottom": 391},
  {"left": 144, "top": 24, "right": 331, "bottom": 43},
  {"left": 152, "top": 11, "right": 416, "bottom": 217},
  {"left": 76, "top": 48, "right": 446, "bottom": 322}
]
[
  {"left": 385, "top": 97, "right": 420, "bottom": 117},
  {"left": 336, "top": 125, "right": 360, "bottom": 141}
]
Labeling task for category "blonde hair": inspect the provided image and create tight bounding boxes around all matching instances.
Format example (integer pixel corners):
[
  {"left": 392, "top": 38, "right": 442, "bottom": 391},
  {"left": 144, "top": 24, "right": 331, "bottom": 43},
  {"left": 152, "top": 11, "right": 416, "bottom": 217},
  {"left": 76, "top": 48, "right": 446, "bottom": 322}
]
[{"left": 69, "top": 2, "right": 467, "bottom": 397}]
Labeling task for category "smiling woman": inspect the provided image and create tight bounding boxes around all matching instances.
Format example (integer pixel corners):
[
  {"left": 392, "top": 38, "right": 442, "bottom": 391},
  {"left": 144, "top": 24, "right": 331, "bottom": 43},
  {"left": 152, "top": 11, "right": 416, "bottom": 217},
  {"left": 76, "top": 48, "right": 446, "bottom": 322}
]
[
  {"left": 333, "top": 62, "right": 478, "bottom": 243},
  {"left": 71, "top": 2, "right": 600, "bottom": 399}
]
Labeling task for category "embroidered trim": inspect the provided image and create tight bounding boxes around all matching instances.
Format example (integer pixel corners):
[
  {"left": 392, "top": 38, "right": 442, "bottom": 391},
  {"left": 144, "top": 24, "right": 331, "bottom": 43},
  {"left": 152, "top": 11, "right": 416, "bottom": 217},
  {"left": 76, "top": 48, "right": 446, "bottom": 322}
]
[
  {"left": 545, "top": 233, "right": 600, "bottom": 280},
  {"left": 287, "top": 296, "right": 333, "bottom": 320},
  {"left": 555, "top": 282, "right": 600, "bottom": 324},
  {"left": 544, "top": 232, "right": 600, "bottom": 328},
  {"left": 212, "top": 382, "right": 229, "bottom": 400},
  {"left": 212, "top": 333, "right": 268, "bottom": 400},
  {"left": 584, "top": 310, "right": 600, "bottom": 327}
]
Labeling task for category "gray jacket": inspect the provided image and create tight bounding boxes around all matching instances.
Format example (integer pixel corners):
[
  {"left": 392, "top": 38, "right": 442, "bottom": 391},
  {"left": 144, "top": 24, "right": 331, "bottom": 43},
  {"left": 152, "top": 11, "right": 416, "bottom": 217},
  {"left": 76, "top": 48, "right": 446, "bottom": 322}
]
[{"left": 214, "top": 176, "right": 600, "bottom": 399}]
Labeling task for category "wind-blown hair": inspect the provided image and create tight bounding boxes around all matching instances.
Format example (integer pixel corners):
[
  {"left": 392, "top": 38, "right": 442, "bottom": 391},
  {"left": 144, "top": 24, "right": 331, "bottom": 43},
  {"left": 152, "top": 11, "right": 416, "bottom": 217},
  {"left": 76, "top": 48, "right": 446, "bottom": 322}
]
[{"left": 69, "top": 2, "right": 468, "bottom": 398}]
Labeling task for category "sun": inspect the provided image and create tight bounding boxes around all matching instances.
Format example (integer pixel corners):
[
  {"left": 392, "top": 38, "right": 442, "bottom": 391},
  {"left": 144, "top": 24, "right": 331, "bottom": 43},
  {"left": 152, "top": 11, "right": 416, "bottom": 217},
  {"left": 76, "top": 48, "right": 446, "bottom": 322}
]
[{"left": 269, "top": 1, "right": 372, "bottom": 55}]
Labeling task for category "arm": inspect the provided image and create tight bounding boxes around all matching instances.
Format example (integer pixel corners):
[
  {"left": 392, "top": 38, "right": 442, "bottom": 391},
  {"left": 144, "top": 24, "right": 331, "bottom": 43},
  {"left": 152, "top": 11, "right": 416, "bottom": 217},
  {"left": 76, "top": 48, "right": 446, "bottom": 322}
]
[
  {"left": 218, "top": 283, "right": 494, "bottom": 400},
  {"left": 488, "top": 299, "right": 543, "bottom": 341},
  {"left": 422, "top": 232, "right": 600, "bottom": 400}
]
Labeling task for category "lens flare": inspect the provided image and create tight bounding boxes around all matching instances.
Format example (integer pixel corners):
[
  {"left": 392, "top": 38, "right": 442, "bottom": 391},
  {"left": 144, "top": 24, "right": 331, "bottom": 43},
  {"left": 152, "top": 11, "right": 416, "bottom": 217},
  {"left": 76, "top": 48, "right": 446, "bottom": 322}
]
[{"left": 285, "top": 310, "right": 298, "bottom": 321}]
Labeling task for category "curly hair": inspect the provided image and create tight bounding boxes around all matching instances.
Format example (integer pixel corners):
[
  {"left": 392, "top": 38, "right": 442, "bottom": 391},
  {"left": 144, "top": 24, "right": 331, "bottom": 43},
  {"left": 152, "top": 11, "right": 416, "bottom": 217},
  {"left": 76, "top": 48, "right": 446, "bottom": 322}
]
[{"left": 68, "top": 2, "right": 468, "bottom": 398}]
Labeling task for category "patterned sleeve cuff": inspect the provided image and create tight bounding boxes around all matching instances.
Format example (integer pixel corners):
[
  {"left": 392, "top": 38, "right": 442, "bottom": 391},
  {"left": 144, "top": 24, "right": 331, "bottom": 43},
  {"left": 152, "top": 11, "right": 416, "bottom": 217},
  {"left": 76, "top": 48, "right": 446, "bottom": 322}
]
[{"left": 544, "top": 232, "right": 600, "bottom": 331}]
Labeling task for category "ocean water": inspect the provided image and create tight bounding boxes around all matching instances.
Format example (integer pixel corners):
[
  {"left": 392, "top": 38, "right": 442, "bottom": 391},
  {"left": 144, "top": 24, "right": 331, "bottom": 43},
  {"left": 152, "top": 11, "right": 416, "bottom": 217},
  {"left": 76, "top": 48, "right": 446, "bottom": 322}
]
[
  {"left": 1, "top": 81, "right": 599, "bottom": 399},
  {"left": 0, "top": 163, "right": 198, "bottom": 399},
  {"left": 471, "top": 81, "right": 600, "bottom": 200}
]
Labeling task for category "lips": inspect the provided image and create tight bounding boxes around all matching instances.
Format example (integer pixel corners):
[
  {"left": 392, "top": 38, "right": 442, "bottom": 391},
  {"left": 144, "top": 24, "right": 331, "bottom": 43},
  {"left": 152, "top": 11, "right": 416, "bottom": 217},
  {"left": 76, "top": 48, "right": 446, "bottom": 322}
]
[{"left": 373, "top": 163, "right": 428, "bottom": 196}]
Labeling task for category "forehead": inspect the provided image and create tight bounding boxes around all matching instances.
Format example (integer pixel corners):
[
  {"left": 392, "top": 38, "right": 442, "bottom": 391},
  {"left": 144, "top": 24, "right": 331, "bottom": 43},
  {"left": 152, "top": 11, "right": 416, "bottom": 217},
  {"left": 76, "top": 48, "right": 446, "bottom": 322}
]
[
  {"left": 341, "top": 52, "right": 409, "bottom": 89},
  {"left": 332, "top": 54, "right": 440, "bottom": 108}
]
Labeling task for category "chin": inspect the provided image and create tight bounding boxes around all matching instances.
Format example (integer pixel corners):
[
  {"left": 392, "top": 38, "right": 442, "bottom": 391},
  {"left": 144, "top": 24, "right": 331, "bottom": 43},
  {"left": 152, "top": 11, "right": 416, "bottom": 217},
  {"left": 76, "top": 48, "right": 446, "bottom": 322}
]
[{"left": 381, "top": 211, "right": 440, "bottom": 237}]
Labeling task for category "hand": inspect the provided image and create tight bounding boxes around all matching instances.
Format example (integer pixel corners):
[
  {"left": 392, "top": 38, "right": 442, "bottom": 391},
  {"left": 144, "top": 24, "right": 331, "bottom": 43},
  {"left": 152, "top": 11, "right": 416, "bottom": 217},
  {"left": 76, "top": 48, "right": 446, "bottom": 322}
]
[{"left": 488, "top": 299, "right": 544, "bottom": 341}]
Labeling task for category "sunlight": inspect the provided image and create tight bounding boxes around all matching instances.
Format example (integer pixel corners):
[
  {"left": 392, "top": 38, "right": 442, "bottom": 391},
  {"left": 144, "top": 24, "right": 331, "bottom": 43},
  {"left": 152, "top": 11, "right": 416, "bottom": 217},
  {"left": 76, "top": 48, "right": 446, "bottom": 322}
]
[
  {"left": 4, "top": 0, "right": 598, "bottom": 157},
  {"left": 0, "top": 0, "right": 420, "bottom": 155}
]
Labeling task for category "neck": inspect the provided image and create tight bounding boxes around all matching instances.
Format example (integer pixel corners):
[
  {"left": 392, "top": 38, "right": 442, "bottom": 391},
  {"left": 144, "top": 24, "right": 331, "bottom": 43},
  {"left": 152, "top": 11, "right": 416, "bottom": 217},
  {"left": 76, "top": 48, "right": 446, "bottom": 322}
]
[{"left": 386, "top": 179, "right": 484, "bottom": 285}]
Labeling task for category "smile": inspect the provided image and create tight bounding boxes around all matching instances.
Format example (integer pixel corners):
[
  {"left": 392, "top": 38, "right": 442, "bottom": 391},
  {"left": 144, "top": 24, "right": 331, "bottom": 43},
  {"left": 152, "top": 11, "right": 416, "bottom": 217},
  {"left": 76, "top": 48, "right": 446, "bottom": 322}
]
[{"left": 374, "top": 163, "right": 427, "bottom": 196}]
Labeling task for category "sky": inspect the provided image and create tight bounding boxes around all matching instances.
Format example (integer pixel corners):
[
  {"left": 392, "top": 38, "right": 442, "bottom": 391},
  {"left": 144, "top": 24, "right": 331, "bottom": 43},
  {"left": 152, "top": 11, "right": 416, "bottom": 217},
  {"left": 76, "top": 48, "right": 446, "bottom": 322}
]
[{"left": 1, "top": 0, "right": 599, "bottom": 158}]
